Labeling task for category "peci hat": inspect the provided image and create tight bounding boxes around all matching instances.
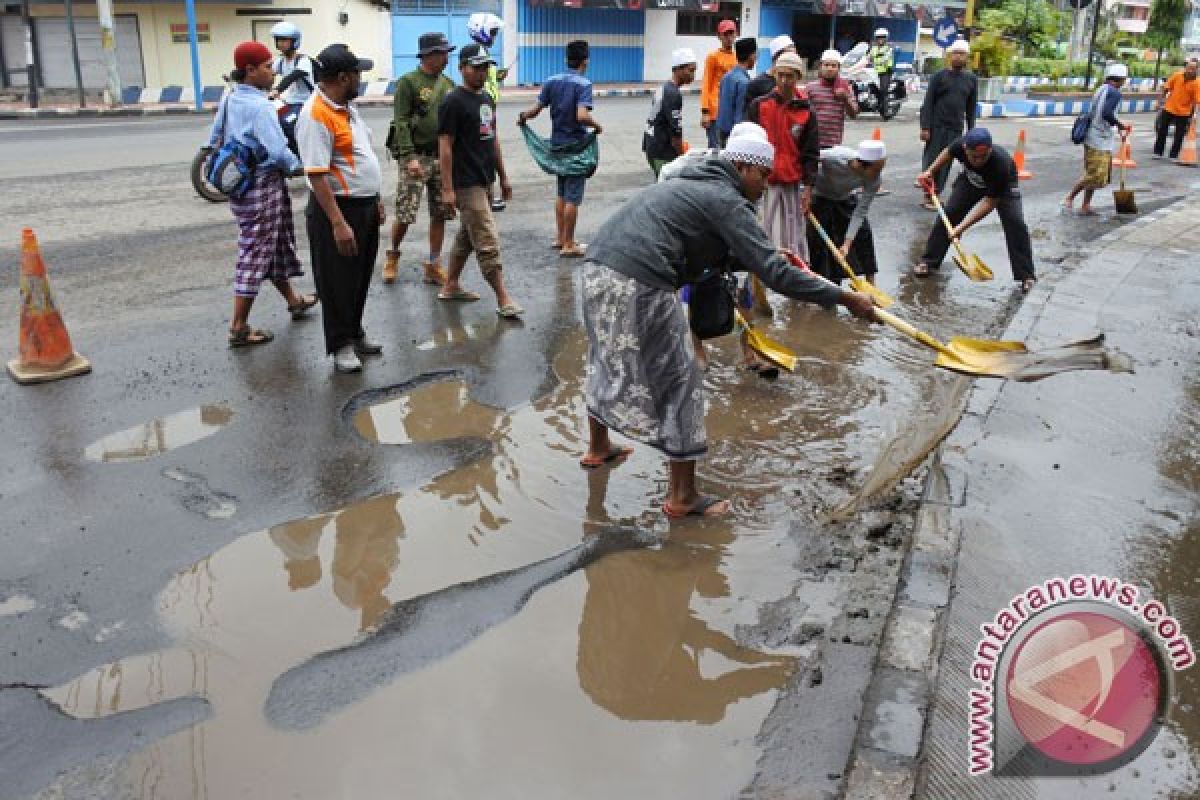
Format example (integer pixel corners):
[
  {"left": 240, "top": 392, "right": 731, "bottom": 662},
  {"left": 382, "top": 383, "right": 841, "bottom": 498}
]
[
  {"left": 417, "top": 32, "right": 455, "bottom": 56},
  {"left": 735, "top": 37, "right": 758, "bottom": 62},
  {"left": 774, "top": 52, "right": 804, "bottom": 74},
  {"left": 314, "top": 44, "right": 374, "bottom": 78},
  {"left": 769, "top": 35, "right": 795, "bottom": 60},
  {"left": 947, "top": 38, "right": 970, "bottom": 54},
  {"left": 717, "top": 19, "right": 737, "bottom": 35},
  {"left": 234, "top": 41, "right": 273, "bottom": 71},
  {"left": 1105, "top": 63, "right": 1129, "bottom": 79},
  {"left": 723, "top": 122, "right": 775, "bottom": 170},
  {"left": 671, "top": 48, "right": 697, "bottom": 69},
  {"left": 963, "top": 127, "right": 992, "bottom": 149},
  {"left": 459, "top": 43, "right": 495, "bottom": 67},
  {"left": 857, "top": 139, "right": 886, "bottom": 162},
  {"left": 819, "top": 48, "right": 843, "bottom": 65},
  {"left": 566, "top": 40, "right": 589, "bottom": 63}
]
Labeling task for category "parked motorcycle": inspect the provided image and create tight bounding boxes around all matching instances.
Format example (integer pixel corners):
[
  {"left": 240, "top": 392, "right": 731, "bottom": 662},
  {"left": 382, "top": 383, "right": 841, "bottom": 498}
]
[{"left": 840, "top": 42, "right": 906, "bottom": 121}]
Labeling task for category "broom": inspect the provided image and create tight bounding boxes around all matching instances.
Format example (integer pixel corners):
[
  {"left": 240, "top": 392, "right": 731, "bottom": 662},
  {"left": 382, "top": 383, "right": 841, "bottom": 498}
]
[{"left": 1113, "top": 131, "right": 1137, "bottom": 215}]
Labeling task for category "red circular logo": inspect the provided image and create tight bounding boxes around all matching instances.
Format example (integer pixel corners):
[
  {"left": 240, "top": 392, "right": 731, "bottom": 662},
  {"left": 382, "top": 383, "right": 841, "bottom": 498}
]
[{"left": 1005, "top": 611, "right": 1162, "bottom": 766}]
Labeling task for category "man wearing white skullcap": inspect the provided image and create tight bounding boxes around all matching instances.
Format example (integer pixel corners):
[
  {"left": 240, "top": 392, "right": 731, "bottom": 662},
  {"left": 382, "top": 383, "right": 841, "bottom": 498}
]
[
  {"left": 581, "top": 124, "right": 877, "bottom": 518},
  {"left": 806, "top": 140, "right": 887, "bottom": 287},
  {"left": 643, "top": 49, "right": 698, "bottom": 177},
  {"left": 919, "top": 36, "right": 977, "bottom": 207},
  {"left": 1063, "top": 62, "right": 1132, "bottom": 214},
  {"left": 807, "top": 48, "right": 858, "bottom": 149},
  {"left": 747, "top": 35, "right": 796, "bottom": 105}
]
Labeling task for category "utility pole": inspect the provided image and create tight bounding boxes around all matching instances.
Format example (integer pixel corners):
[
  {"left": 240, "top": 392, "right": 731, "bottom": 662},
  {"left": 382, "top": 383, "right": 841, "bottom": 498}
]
[
  {"left": 184, "top": 0, "right": 203, "bottom": 112},
  {"left": 20, "top": 0, "right": 36, "bottom": 109},
  {"left": 95, "top": 0, "right": 122, "bottom": 107},
  {"left": 64, "top": 0, "right": 86, "bottom": 108},
  {"left": 1083, "top": 1, "right": 1101, "bottom": 89}
]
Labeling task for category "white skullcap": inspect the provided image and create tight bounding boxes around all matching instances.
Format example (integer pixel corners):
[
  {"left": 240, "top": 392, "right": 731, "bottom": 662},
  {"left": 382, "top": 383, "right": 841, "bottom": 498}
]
[
  {"left": 775, "top": 52, "right": 804, "bottom": 74},
  {"left": 1105, "top": 63, "right": 1128, "bottom": 79},
  {"left": 671, "top": 48, "right": 697, "bottom": 69},
  {"left": 820, "top": 49, "right": 843, "bottom": 64},
  {"left": 857, "top": 139, "right": 886, "bottom": 162},
  {"left": 947, "top": 38, "right": 970, "bottom": 54},
  {"left": 769, "top": 35, "right": 795, "bottom": 59},
  {"left": 723, "top": 122, "right": 774, "bottom": 170}
]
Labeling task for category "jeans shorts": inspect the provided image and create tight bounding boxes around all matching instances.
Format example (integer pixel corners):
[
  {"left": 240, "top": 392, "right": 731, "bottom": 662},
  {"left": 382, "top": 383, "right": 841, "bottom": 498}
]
[{"left": 557, "top": 175, "right": 586, "bottom": 206}]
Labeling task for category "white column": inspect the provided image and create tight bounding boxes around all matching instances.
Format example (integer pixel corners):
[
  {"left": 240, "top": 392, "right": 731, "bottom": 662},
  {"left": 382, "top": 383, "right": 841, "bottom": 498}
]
[
  {"left": 504, "top": 0, "right": 518, "bottom": 85},
  {"left": 95, "top": 0, "right": 123, "bottom": 106}
]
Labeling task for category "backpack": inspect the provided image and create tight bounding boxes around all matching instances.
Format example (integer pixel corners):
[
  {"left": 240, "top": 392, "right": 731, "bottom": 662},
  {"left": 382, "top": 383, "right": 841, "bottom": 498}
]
[{"left": 206, "top": 96, "right": 258, "bottom": 198}]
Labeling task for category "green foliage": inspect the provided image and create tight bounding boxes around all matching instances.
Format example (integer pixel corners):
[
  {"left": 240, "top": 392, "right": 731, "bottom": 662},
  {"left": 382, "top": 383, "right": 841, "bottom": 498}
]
[
  {"left": 1146, "top": 0, "right": 1188, "bottom": 49},
  {"left": 971, "top": 31, "right": 1016, "bottom": 77},
  {"left": 977, "top": 0, "right": 1071, "bottom": 54},
  {"left": 1010, "top": 57, "right": 1186, "bottom": 80}
]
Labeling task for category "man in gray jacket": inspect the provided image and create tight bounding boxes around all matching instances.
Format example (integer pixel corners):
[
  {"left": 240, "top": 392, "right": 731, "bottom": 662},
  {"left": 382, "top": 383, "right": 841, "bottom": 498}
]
[{"left": 579, "top": 124, "right": 876, "bottom": 518}]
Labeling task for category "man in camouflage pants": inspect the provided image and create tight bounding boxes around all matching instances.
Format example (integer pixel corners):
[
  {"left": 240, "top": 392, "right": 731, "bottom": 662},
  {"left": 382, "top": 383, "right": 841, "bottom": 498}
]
[{"left": 384, "top": 32, "right": 456, "bottom": 286}]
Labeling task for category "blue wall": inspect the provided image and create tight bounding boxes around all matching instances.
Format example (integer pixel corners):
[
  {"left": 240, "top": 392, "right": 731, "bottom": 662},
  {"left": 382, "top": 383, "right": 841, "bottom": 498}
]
[
  {"left": 517, "top": 4, "right": 644, "bottom": 84},
  {"left": 392, "top": 9, "right": 504, "bottom": 78}
]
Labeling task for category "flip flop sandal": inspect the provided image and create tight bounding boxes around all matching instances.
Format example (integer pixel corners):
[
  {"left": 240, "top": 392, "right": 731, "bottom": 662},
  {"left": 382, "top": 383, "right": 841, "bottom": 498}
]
[
  {"left": 913, "top": 263, "right": 932, "bottom": 277},
  {"left": 438, "top": 288, "right": 481, "bottom": 302},
  {"left": 229, "top": 327, "right": 274, "bottom": 348},
  {"left": 496, "top": 303, "right": 525, "bottom": 319},
  {"left": 287, "top": 294, "right": 319, "bottom": 319},
  {"left": 579, "top": 445, "right": 634, "bottom": 470},
  {"left": 550, "top": 242, "right": 564, "bottom": 250},
  {"left": 559, "top": 244, "right": 587, "bottom": 258},
  {"left": 1020, "top": 278, "right": 1037, "bottom": 293},
  {"left": 662, "top": 494, "right": 728, "bottom": 519}
]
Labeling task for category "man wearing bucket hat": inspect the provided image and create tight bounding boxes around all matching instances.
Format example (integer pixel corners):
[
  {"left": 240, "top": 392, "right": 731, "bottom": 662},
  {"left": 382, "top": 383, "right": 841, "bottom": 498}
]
[
  {"left": 701, "top": 19, "right": 739, "bottom": 148},
  {"left": 580, "top": 123, "right": 877, "bottom": 518},
  {"left": 914, "top": 127, "right": 1037, "bottom": 292},
  {"left": 805, "top": 139, "right": 885, "bottom": 286},
  {"left": 644, "top": 49, "right": 698, "bottom": 177},
  {"left": 919, "top": 38, "right": 977, "bottom": 209},
  {"left": 383, "top": 32, "right": 455, "bottom": 286},
  {"left": 807, "top": 49, "right": 858, "bottom": 149},
  {"left": 1063, "top": 63, "right": 1132, "bottom": 215}
]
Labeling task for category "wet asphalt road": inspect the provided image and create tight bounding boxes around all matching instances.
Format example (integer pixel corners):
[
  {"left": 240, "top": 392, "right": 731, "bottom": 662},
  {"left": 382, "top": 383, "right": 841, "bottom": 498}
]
[{"left": 0, "top": 96, "right": 1197, "bottom": 798}]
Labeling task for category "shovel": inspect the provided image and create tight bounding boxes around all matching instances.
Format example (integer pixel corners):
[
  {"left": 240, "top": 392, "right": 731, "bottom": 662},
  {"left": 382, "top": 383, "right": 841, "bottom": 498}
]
[
  {"left": 1113, "top": 131, "right": 1138, "bottom": 215},
  {"left": 735, "top": 309, "right": 797, "bottom": 372},
  {"left": 921, "top": 177, "right": 994, "bottom": 282},
  {"left": 805, "top": 211, "right": 895, "bottom": 308},
  {"left": 873, "top": 308, "right": 1032, "bottom": 379}
]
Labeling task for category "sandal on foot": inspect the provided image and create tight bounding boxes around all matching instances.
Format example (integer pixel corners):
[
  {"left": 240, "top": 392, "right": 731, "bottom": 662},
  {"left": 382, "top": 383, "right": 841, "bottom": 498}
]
[
  {"left": 229, "top": 327, "right": 274, "bottom": 348},
  {"left": 1020, "top": 278, "right": 1037, "bottom": 293},
  {"left": 913, "top": 262, "right": 932, "bottom": 277},
  {"left": 559, "top": 243, "right": 587, "bottom": 258},
  {"left": 496, "top": 303, "right": 525, "bottom": 319},
  {"left": 579, "top": 445, "right": 634, "bottom": 470},
  {"left": 438, "top": 288, "right": 481, "bottom": 302},
  {"left": 287, "top": 294, "right": 319, "bottom": 319},
  {"left": 662, "top": 494, "right": 729, "bottom": 519}
]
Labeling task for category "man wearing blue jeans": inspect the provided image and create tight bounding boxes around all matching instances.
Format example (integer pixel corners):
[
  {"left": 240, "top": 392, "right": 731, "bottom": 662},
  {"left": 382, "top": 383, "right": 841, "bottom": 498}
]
[{"left": 516, "top": 40, "right": 602, "bottom": 258}]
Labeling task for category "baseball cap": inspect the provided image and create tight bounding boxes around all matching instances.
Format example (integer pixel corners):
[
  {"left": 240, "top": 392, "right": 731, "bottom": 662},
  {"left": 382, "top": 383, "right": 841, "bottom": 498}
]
[
  {"left": 314, "top": 44, "right": 373, "bottom": 77},
  {"left": 717, "top": 20, "right": 737, "bottom": 35},
  {"left": 417, "top": 32, "right": 455, "bottom": 56},
  {"left": 963, "top": 128, "right": 992, "bottom": 149},
  {"left": 234, "top": 41, "right": 272, "bottom": 71},
  {"left": 459, "top": 43, "right": 496, "bottom": 67}
]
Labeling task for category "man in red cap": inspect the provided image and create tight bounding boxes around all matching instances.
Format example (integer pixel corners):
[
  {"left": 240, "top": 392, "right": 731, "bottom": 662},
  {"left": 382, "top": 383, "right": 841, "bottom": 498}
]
[{"left": 701, "top": 19, "right": 738, "bottom": 149}]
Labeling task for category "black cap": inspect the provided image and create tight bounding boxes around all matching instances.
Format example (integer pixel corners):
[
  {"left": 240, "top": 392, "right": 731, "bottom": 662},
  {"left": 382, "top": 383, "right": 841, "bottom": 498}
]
[
  {"left": 417, "top": 32, "right": 455, "bottom": 57},
  {"left": 314, "top": 44, "right": 374, "bottom": 78},
  {"left": 459, "top": 43, "right": 495, "bottom": 67},
  {"left": 566, "top": 40, "right": 589, "bottom": 63}
]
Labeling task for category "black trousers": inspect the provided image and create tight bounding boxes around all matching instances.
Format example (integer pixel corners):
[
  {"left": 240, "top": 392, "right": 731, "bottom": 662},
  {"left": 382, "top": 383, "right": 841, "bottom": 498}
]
[
  {"left": 922, "top": 125, "right": 960, "bottom": 194},
  {"left": 1154, "top": 111, "right": 1191, "bottom": 158},
  {"left": 307, "top": 195, "right": 380, "bottom": 354},
  {"left": 921, "top": 174, "right": 1036, "bottom": 282}
]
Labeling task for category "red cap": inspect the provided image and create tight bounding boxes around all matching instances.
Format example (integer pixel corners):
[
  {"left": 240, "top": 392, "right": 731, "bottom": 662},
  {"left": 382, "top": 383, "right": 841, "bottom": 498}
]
[
  {"left": 234, "top": 41, "right": 273, "bottom": 71},
  {"left": 717, "top": 20, "right": 737, "bottom": 34}
]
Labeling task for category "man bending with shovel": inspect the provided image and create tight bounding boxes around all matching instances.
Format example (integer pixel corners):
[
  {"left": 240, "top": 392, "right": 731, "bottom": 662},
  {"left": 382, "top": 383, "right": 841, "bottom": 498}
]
[{"left": 912, "top": 128, "right": 1037, "bottom": 293}]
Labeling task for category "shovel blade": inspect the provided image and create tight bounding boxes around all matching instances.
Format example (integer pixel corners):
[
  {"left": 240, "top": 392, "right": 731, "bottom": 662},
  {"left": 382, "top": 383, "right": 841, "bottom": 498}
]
[
  {"left": 1113, "top": 189, "right": 1138, "bottom": 215},
  {"left": 745, "top": 327, "right": 798, "bottom": 372},
  {"left": 849, "top": 276, "right": 895, "bottom": 308},
  {"left": 952, "top": 252, "right": 994, "bottom": 282}
]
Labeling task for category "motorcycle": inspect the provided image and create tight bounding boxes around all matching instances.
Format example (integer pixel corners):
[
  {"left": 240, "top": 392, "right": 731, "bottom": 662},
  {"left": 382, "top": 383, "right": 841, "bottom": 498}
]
[{"left": 840, "top": 42, "right": 906, "bottom": 121}]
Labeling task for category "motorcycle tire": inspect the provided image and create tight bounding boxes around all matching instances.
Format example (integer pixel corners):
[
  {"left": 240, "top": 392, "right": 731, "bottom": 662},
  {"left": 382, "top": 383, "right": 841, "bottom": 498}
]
[
  {"left": 191, "top": 149, "right": 229, "bottom": 203},
  {"left": 880, "top": 101, "right": 901, "bottom": 122}
]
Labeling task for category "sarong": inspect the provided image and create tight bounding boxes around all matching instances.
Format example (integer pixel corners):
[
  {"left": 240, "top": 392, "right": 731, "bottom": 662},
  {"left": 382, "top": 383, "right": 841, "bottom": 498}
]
[
  {"left": 582, "top": 260, "right": 707, "bottom": 461},
  {"left": 805, "top": 194, "right": 878, "bottom": 284},
  {"left": 520, "top": 126, "right": 599, "bottom": 178},
  {"left": 1080, "top": 145, "right": 1112, "bottom": 189},
  {"left": 762, "top": 182, "right": 809, "bottom": 260},
  {"left": 230, "top": 169, "right": 303, "bottom": 298}
]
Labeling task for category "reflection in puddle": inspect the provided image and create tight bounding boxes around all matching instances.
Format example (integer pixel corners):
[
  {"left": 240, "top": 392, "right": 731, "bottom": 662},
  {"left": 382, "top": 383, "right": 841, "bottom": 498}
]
[
  {"left": 85, "top": 405, "right": 233, "bottom": 463},
  {"left": 352, "top": 380, "right": 501, "bottom": 445},
  {"left": 0, "top": 594, "right": 36, "bottom": 616},
  {"left": 415, "top": 321, "right": 496, "bottom": 351}
]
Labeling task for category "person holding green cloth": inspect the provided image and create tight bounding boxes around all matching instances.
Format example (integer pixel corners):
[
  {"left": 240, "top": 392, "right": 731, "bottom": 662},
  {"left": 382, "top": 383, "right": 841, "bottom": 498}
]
[{"left": 468, "top": 12, "right": 511, "bottom": 211}]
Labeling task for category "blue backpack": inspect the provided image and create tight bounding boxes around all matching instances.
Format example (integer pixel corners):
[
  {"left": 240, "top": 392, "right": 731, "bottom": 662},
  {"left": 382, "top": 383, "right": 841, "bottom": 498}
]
[{"left": 206, "top": 96, "right": 258, "bottom": 198}]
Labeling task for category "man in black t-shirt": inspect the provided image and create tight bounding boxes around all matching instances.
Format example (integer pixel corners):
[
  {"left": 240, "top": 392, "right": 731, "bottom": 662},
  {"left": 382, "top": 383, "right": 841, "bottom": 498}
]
[
  {"left": 643, "top": 48, "right": 697, "bottom": 177},
  {"left": 912, "top": 127, "right": 1036, "bottom": 291},
  {"left": 437, "top": 43, "right": 523, "bottom": 317}
]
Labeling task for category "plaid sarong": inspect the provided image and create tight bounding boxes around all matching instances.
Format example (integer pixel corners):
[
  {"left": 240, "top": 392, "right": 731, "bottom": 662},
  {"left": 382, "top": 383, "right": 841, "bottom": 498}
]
[{"left": 230, "top": 170, "right": 303, "bottom": 298}]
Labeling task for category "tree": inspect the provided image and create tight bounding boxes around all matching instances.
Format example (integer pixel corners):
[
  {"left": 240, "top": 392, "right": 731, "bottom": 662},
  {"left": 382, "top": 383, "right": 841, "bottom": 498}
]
[
  {"left": 1146, "top": 0, "right": 1188, "bottom": 86},
  {"left": 977, "top": 0, "right": 1070, "bottom": 55}
]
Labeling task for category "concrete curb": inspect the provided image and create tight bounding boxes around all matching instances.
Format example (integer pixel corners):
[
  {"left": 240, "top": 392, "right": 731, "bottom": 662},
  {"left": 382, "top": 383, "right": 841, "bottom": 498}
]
[{"left": 839, "top": 191, "right": 1197, "bottom": 799}]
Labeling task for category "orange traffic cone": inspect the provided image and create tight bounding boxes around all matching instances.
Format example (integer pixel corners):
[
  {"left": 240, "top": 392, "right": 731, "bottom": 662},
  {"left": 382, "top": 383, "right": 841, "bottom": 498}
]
[
  {"left": 7, "top": 228, "right": 90, "bottom": 385},
  {"left": 1112, "top": 126, "right": 1137, "bottom": 168},
  {"left": 1177, "top": 119, "right": 1198, "bottom": 166},
  {"left": 1014, "top": 129, "right": 1033, "bottom": 179},
  {"left": 871, "top": 126, "right": 882, "bottom": 141}
]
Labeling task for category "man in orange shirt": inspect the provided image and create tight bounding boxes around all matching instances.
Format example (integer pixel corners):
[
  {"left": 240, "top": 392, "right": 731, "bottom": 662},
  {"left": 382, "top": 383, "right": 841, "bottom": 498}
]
[
  {"left": 701, "top": 19, "right": 738, "bottom": 148},
  {"left": 1154, "top": 57, "right": 1199, "bottom": 162}
]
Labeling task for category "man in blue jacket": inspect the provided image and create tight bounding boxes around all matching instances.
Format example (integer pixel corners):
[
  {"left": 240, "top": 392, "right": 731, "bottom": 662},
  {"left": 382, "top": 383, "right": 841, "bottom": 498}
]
[{"left": 715, "top": 37, "right": 757, "bottom": 146}]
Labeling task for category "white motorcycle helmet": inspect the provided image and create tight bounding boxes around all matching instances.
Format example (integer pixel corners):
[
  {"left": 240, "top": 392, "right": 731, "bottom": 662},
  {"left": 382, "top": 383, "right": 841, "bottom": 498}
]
[
  {"left": 873, "top": 27, "right": 889, "bottom": 40},
  {"left": 271, "top": 21, "right": 302, "bottom": 49},
  {"left": 467, "top": 13, "right": 504, "bottom": 47}
]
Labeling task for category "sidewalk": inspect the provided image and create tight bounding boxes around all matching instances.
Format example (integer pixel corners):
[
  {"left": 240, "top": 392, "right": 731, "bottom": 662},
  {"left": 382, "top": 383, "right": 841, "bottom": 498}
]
[{"left": 842, "top": 196, "right": 1200, "bottom": 798}]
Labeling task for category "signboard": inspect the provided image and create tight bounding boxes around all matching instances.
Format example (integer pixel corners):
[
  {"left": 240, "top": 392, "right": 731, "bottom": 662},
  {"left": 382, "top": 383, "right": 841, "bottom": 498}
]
[
  {"left": 171, "top": 22, "right": 210, "bottom": 43},
  {"left": 933, "top": 14, "right": 958, "bottom": 47}
]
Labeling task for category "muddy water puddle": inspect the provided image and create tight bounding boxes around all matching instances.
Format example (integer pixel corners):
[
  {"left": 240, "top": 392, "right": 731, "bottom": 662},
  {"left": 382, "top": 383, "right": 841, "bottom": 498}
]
[{"left": 84, "top": 405, "right": 233, "bottom": 463}]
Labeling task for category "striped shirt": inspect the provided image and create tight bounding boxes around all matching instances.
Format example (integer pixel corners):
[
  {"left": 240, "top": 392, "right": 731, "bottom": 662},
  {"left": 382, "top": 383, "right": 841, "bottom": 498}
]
[
  {"left": 296, "top": 88, "right": 382, "bottom": 198},
  {"left": 806, "top": 78, "right": 855, "bottom": 149}
]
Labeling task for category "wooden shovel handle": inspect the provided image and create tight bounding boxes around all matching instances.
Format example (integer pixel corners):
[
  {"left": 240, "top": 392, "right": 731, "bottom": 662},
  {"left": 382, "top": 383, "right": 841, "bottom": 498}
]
[
  {"left": 874, "top": 308, "right": 955, "bottom": 358},
  {"left": 805, "top": 211, "right": 858, "bottom": 283}
]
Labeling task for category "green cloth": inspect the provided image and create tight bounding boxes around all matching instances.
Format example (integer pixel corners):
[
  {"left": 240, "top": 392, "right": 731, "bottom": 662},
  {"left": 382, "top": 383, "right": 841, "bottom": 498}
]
[
  {"left": 485, "top": 65, "right": 501, "bottom": 104},
  {"left": 391, "top": 68, "right": 454, "bottom": 160},
  {"left": 520, "top": 125, "right": 599, "bottom": 178}
]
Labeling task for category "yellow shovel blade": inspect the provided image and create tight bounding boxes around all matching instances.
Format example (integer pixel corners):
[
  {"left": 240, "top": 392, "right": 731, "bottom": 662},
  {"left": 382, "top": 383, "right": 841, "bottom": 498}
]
[
  {"left": 744, "top": 326, "right": 798, "bottom": 372},
  {"left": 848, "top": 276, "right": 895, "bottom": 308},
  {"left": 952, "top": 250, "right": 994, "bottom": 283}
]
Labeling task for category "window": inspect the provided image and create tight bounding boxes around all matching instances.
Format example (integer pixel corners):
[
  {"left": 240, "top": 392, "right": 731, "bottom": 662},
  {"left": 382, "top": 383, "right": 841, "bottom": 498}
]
[{"left": 676, "top": 3, "right": 741, "bottom": 37}]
